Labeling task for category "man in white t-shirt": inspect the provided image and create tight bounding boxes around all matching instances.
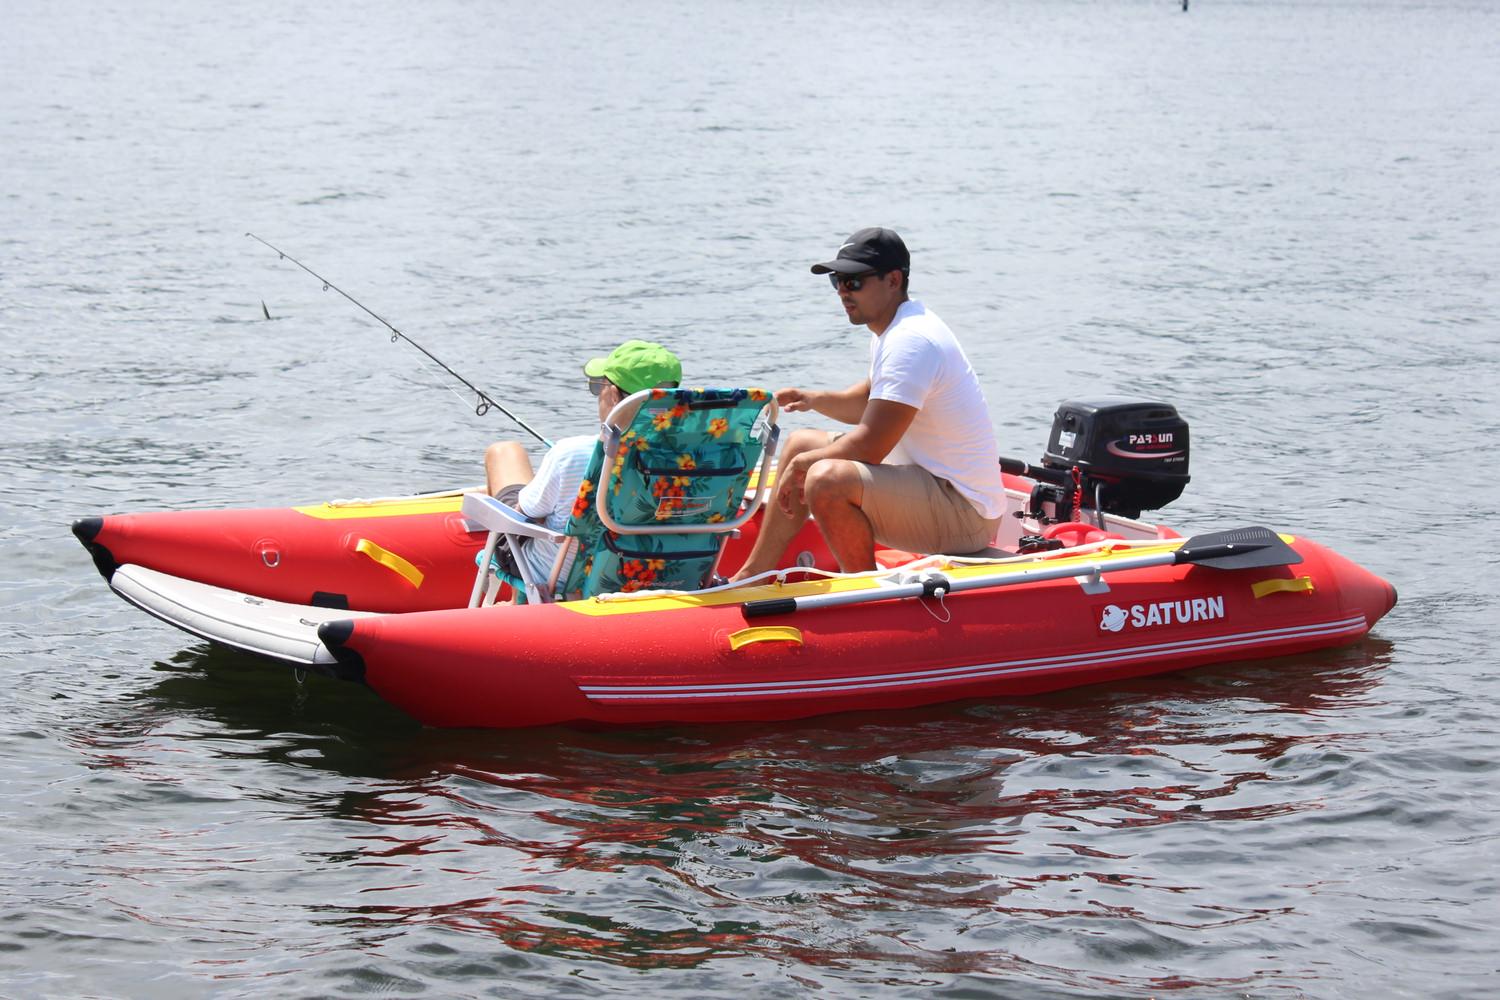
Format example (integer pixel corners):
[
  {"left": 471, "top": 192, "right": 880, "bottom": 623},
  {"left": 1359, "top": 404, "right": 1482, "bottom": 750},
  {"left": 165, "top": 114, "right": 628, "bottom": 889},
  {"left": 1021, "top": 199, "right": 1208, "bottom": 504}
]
[
  {"left": 482, "top": 340, "right": 682, "bottom": 585},
  {"left": 730, "top": 228, "right": 1004, "bottom": 579}
]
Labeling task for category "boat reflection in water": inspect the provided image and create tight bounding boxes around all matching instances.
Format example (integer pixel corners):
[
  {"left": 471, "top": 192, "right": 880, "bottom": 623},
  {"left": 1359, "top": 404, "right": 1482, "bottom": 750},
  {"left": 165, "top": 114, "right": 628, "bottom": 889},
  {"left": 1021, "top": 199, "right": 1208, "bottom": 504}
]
[{"left": 65, "top": 637, "right": 1393, "bottom": 989}]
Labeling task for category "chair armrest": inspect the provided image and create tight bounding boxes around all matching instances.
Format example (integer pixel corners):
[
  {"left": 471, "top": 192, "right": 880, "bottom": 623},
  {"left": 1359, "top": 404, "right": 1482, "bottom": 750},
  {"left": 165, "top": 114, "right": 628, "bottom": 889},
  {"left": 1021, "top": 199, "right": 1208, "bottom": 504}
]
[{"left": 461, "top": 493, "right": 568, "bottom": 544}]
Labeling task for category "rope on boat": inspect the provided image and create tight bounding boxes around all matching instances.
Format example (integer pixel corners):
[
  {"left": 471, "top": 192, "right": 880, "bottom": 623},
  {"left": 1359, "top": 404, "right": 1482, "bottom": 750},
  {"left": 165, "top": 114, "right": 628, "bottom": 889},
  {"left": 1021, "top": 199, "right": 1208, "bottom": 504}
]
[
  {"left": 586, "top": 535, "right": 1179, "bottom": 604},
  {"left": 919, "top": 584, "right": 951, "bottom": 624},
  {"left": 590, "top": 565, "right": 853, "bottom": 601}
]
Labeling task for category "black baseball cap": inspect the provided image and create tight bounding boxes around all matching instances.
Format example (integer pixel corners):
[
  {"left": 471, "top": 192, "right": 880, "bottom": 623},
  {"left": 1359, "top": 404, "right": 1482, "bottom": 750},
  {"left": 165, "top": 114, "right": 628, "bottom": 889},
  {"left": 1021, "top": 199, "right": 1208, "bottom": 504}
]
[{"left": 810, "top": 227, "right": 911, "bottom": 276}]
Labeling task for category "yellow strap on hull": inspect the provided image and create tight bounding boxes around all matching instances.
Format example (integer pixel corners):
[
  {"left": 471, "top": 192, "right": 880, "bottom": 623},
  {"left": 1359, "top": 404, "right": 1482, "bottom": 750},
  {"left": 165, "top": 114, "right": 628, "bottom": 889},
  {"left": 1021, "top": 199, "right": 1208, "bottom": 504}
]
[
  {"left": 1252, "top": 576, "right": 1314, "bottom": 598},
  {"left": 354, "top": 538, "right": 425, "bottom": 589},
  {"left": 728, "top": 625, "right": 803, "bottom": 650}
]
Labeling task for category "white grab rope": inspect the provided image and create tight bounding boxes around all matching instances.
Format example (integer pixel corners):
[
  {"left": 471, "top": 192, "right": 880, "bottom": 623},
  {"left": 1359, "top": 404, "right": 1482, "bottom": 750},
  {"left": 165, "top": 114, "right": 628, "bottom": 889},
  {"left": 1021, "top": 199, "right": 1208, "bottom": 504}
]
[{"left": 585, "top": 534, "right": 1180, "bottom": 603}]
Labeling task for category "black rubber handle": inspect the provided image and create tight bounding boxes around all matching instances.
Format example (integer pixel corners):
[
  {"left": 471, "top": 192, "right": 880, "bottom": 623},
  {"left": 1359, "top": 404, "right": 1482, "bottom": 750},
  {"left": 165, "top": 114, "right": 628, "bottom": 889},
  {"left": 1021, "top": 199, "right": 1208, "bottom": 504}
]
[
  {"left": 998, "top": 457, "right": 1071, "bottom": 486},
  {"left": 742, "top": 597, "right": 797, "bottom": 619}
]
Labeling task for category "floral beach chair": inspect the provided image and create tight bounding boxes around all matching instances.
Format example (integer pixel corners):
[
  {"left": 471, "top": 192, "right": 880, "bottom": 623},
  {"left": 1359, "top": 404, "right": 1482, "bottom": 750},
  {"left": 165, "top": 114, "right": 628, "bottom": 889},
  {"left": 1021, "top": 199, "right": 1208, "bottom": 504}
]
[{"left": 463, "top": 387, "right": 779, "bottom": 605}]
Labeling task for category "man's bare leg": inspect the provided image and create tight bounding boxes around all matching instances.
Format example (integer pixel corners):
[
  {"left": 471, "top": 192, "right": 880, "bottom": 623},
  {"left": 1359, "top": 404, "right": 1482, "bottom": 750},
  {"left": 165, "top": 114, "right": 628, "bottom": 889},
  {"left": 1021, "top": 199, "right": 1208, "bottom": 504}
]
[
  {"left": 804, "top": 459, "right": 876, "bottom": 572},
  {"left": 728, "top": 430, "right": 834, "bottom": 581}
]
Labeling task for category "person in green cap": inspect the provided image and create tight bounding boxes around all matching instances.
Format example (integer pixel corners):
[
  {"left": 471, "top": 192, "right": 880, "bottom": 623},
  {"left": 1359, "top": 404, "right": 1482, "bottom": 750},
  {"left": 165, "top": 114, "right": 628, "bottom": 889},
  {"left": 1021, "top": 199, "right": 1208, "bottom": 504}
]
[{"left": 482, "top": 340, "right": 682, "bottom": 587}]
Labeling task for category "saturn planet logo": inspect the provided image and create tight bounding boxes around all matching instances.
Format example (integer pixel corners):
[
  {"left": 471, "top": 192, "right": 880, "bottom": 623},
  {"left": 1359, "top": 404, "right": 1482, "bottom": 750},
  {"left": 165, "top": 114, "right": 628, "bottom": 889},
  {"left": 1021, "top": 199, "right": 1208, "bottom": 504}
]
[{"left": 1099, "top": 605, "right": 1128, "bottom": 633}]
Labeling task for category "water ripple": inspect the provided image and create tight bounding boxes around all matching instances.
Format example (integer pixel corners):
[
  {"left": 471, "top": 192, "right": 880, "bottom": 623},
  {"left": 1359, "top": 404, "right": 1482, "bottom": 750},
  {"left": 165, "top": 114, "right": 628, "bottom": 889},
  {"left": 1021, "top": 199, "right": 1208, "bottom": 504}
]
[{"left": 6, "top": 0, "right": 1499, "bottom": 995}]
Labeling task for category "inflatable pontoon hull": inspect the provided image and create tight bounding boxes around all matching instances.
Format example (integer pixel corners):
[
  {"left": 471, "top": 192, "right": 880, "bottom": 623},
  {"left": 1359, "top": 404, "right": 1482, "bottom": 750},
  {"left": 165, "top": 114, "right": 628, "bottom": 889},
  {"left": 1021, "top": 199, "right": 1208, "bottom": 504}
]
[{"left": 73, "top": 487, "right": 1394, "bottom": 729}]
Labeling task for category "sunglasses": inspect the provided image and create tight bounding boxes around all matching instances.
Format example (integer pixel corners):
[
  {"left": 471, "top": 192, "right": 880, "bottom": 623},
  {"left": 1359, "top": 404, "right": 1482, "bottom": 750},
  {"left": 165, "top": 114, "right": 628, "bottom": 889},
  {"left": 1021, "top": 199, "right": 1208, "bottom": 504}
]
[
  {"left": 829, "top": 270, "right": 881, "bottom": 292},
  {"left": 587, "top": 375, "right": 616, "bottom": 397}
]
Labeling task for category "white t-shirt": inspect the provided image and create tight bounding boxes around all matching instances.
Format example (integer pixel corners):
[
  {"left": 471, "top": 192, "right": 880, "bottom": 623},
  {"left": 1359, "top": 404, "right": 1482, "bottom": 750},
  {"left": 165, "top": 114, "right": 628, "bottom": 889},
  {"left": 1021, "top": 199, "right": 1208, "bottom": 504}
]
[
  {"left": 868, "top": 300, "right": 1006, "bottom": 519},
  {"left": 514, "top": 434, "right": 597, "bottom": 584}
]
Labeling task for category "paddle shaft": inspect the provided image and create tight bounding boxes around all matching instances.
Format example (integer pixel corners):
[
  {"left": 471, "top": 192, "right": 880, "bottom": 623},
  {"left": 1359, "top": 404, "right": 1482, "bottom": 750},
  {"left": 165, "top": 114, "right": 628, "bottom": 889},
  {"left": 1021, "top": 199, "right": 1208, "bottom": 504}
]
[
  {"left": 741, "top": 528, "right": 1299, "bottom": 619},
  {"left": 743, "top": 549, "right": 1181, "bottom": 619}
]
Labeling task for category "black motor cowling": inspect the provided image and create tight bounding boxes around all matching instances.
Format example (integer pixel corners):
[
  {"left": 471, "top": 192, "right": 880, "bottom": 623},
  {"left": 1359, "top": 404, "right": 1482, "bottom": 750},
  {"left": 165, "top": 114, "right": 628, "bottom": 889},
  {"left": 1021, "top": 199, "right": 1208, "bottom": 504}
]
[{"left": 1005, "top": 398, "right": 1190, "bottom": 521}]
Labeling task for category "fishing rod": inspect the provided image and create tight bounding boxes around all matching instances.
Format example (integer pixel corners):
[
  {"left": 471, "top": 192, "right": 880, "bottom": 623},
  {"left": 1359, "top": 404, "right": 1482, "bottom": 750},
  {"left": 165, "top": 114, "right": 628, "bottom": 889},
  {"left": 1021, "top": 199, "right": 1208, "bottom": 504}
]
[{"left": 246, "top": 232, "right": 552, "bottom": 447}]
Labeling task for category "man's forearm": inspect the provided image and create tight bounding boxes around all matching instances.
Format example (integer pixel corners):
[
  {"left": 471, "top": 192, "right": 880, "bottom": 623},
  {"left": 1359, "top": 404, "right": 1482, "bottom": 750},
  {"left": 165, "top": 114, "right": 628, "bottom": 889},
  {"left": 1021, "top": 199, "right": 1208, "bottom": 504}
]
[{"left": 810, "top": 381, "right": 871, "bottom": 424}]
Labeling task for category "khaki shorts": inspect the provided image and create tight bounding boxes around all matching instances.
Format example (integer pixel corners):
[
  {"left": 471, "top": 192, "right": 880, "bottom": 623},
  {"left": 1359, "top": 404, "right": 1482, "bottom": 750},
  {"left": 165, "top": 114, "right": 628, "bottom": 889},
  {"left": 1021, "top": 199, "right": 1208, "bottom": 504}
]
[{"left": 854, "top": 462, "right": 1001, "bottom": 555}]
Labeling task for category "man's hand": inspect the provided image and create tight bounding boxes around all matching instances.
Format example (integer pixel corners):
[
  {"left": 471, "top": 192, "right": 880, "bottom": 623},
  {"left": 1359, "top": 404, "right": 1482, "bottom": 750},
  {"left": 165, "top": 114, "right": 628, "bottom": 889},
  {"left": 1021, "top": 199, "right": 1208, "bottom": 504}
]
[
  {"left": 775, "top": 450, "right": 817, "bottom": 513},
  {"left": 775, "top": 381, "right": 870, "bottom": 424},
  {"left": 775, "top": 387, "right": 814, "bottom": 413},
  {"left": 770, "top": 398, "right": 918, "bottom": 514}
]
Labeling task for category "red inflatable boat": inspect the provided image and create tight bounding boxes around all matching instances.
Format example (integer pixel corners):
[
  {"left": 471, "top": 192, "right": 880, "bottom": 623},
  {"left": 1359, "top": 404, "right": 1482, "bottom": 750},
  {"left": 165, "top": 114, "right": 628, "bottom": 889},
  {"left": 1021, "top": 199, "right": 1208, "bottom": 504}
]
[{"left": 72, "top": 399, "right": 1396, "bottom": 729}]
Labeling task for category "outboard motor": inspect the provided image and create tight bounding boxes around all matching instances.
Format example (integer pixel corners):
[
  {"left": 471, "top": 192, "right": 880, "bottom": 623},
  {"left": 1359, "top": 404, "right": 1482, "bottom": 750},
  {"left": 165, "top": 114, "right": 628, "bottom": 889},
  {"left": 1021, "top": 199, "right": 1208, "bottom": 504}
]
[{"left": 1002, "top": 397, "right": 1190, "bottom": 523}]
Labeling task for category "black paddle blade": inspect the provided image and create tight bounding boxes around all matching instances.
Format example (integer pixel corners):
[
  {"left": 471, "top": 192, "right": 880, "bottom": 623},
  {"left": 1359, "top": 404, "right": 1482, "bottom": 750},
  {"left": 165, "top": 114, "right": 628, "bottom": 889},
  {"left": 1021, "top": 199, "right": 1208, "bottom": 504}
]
[{"left": 1174, "top": 526, "right": 1303, "bottom": 570}]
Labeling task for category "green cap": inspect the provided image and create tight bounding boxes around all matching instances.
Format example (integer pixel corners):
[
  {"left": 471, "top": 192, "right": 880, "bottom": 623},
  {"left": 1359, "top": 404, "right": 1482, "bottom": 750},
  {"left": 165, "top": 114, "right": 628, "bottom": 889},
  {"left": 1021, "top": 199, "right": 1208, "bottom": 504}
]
[{"left": 583, "top": 340, "right": 682, "bottom": 395}]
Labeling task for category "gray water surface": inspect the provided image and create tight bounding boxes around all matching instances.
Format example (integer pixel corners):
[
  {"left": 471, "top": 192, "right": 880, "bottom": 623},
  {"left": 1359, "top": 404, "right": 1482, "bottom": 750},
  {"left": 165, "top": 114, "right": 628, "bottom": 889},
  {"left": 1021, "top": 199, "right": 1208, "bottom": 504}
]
[{"left": 3, "top": 1, "right": 1497, "bottom": 996}]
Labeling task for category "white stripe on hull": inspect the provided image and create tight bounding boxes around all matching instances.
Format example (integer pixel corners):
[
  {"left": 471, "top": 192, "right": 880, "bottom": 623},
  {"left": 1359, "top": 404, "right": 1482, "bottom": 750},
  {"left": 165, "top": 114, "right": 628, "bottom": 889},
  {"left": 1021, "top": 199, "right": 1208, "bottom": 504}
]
[{"left": 579, "top": 616, "right": 1369, "bottom": 702}]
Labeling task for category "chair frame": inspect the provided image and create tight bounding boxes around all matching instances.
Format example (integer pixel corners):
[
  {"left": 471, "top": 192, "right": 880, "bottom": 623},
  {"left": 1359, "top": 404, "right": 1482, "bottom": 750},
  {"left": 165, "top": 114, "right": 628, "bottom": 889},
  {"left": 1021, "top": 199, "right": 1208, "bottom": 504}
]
[{"left": 464, "top": 388, "right": 779, "bottom": 607}]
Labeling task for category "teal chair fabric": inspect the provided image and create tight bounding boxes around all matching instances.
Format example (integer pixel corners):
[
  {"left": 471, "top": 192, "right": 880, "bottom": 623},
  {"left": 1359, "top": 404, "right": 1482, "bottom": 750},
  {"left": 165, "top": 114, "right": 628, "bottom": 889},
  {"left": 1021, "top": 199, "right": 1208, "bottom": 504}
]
[{"left": 491, "top": 387, "right": 776, "bottom": 602}]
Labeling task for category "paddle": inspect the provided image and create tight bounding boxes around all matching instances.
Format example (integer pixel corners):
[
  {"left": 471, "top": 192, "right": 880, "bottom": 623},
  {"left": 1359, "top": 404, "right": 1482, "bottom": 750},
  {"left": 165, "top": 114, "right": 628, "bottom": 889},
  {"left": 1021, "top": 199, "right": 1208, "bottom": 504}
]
[
  {"left": 741, "top": 526, "right": 1301, "bottom": 619},
  {"left": 1169, "top": 526, "right": 1302, "bottom": 571}
]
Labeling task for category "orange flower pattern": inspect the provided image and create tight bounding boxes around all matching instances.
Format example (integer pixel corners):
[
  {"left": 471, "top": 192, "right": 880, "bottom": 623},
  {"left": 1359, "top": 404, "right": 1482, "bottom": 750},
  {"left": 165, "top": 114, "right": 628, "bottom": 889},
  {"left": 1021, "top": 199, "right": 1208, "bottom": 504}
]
[{"left": 571, "top": 478, "right": 595, "bottom": 518}]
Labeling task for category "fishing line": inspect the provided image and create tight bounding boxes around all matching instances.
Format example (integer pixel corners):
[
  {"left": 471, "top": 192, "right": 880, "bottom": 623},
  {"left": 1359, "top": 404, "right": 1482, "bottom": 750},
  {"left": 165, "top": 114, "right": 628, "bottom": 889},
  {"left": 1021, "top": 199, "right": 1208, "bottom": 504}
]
[{"left": 246, "top": 232, "right": 552, "bottom": 447}]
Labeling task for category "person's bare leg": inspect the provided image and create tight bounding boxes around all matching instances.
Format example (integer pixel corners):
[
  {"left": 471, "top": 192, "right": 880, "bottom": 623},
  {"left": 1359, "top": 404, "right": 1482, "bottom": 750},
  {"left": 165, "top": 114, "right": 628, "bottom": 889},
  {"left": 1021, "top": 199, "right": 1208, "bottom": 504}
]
[
  {"left": 729, "top": 430, "right": 831, "bottom": 581},
  {"left": 804, "top": 459, "right": 876, "bottom": 572},
  {"left": 484, "top": 441, "right": 535, "bottom": 496},
  {"left": 482, "top": 441, "right": 537, "bottom": 605}
]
